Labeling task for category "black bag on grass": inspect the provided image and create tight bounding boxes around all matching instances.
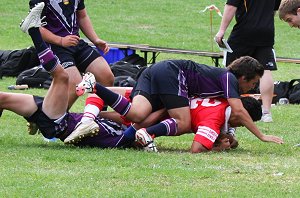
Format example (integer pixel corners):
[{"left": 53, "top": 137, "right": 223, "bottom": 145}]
[
  {"left": 273, "top": 81, "right": 290, "bottom": 104},
  {"left": 287, "top": 79, "right": 300, "bottom": 104},
  {"left": 273, "top": 79, "right": 300, "bottom": 104},
  {"left": 16, "top": 66, "right": 52, "bottom": 89},
  {"left": 114, "top": 76, "right": 137, "bottom": 87},
  {"left": 0, "top": 46, "right": 39, "bottom": 78},
  {"left": 120, "top": 53, "right": 147, "bottom": 67},
  {"left": 110, "top": 61, "right": 147, "bottom": 80}
]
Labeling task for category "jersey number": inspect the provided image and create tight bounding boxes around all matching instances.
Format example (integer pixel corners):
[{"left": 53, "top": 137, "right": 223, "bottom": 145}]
[{"left": 190, "top": 98, "right": 222, "bottom": 109}]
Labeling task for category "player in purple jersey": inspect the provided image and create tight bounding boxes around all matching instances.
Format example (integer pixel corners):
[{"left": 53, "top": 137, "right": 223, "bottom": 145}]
[
  {"left": 29, "top": 0, "right": 114, "bottom": 108},
  {"left": 64, "top": 58, "right": 283, "bottom": 146},
  {"left": 0, "top": 3, "right": 136, "bottom": 149}
]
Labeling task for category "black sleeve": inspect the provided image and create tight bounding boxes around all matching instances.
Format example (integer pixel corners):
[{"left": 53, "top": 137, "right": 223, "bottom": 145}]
[
  {"left": 78, "top": 0, "right": 85, "bottom": 10},
  {"left": 274, "top": 0, "right": 281, "bottom": 10},
  {"left": 29, "top": 0, "right": 42, "bottom": 9},
  {"left": 226, "top": 0, "right": 242, "bottom": 7}
]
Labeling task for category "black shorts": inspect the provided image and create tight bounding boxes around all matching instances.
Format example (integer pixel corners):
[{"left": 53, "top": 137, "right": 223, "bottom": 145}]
[
  {"left": 49, "top": 39, "right": 101, "bottom": 72},
  {"left": 24, "top": 96, "right": 68, "bottom": 139},
  {"left": 133, "top": 62, "right": 189, "bottom": 111},
  {"left": 225, "top": 43, "right": 277, "bottom": 71}
]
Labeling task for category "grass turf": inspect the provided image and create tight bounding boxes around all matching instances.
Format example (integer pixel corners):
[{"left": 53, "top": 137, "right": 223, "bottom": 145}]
[{"left": 0, "top": 0, "right": 300, "bottom": 197}]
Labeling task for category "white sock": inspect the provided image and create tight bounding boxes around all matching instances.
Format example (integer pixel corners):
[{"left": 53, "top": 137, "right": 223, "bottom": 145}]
[{"left": 81, "top": 104, "right": 100, "bottom": 123}]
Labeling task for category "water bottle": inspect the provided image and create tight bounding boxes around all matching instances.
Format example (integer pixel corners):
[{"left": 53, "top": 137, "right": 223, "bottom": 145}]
[
  {"left": 278, "top": 98, "right": 289, "bottom": 105},
  {"left": 43, "top": 137, "right": 58, "bottom": 142},
  {"left": 7, "top": 84, "right": 29, "bottom": 90}
]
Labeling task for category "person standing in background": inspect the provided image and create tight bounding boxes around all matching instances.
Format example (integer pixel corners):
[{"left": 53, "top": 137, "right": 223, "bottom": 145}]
[
  {"left": 215, "top": 0, "right": 282, "bottom": 123},
  {"left": 278, "top": 0, "right": 300, "bottom": 28}
]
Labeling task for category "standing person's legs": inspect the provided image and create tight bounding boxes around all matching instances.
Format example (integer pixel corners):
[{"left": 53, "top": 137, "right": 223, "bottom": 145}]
[
  {"left": 42, "top": 66, "right": 69, "bottom": 119},
  {"left": 86, "top": 56, "right": 114, "bottom": 86},
  {"left": 254, "top": 47, "right": 277, "bottom": 123},
  {"left": 52, "top": 40, "right": 114, "bottom": 109},
  {"left": 64, "top": 67, "right": 82, "bottom": 109},
  {"left": 259, "top": 70, "right": 274, "bottom": 121},
  {"left": 76, "top": 41, "right": 114, "bottom": 106}
]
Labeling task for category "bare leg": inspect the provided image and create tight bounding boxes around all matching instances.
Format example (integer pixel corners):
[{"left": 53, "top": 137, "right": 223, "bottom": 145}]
[
  {"left": 86, "top": 56, "right": 114, "bottom": 87},
  {"left": 167, "top": 107, "right": 192, "bottom": 135},
  {"left": 65, "top": 66, "right": 82, "bottom": 109},
  {"left": 0, "top": 92, "right": 37, "bottom": 117},
  {"left": 66, "top": 55, "right": 114, "bottom": 109},
  {"left": 42, "top": 66, "right": 69, "bottom": 119},
  {"left": 260, "top": 70, "right": 274, "bottom": 122}
]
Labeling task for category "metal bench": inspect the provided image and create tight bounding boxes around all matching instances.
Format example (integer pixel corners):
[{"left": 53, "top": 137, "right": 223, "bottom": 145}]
[{"left": 107, "top": 42, "right": 300, "bottom": 66}]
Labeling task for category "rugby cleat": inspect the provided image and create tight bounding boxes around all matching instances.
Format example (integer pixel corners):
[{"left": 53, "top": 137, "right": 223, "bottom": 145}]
[
  {"left": 64, "top": 120, "right": 99, "bottom": 144},
  {"left": 20, "top": 2, "right": 46, "bottom": 34},
  {"left": 135, "top": 128, "right": 158, "bottom": 152},
  {"left": 27, "top": 122, "right": 40, "bottom": 135},
  {"left": 76, "top": 72, "right": 96, "bottom": 96}
]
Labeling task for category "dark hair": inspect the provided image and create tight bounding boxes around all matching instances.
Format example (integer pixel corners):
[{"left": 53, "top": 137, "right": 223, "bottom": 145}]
[
  {"left": 279, "top": 0, "right": 300, "bottom": 20},
  {"left": 213, "top": 133, "right": 239, "bottom": 149},
  {"left": 241, "top": 97, "right": 262, "bottom": 121},
  {"left": 227, "top": 56, "right": 264, "bottom": 81}
]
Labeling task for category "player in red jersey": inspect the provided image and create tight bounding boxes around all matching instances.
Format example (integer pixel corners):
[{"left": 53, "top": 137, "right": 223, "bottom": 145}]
[{"left": 189, "top": 97, "right": 262, "bottom": 153}]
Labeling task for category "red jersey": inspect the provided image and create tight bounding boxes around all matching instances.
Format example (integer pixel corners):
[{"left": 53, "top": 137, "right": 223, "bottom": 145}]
[{"left": 190, "top": 98, "right": 230, "bottom": 150}]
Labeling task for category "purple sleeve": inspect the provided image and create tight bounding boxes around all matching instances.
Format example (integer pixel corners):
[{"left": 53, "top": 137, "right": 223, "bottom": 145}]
[{"left": 220, "top": 72, "right": 240, "bottom": 99}]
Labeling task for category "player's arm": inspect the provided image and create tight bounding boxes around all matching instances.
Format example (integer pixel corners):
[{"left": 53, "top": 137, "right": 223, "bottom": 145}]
[
  {"left": 212, "top": 133, "right": 234, "bottom": 151},
  {"left": 227, "top": 98, "right": 283, "bottom": 144},
  {"left": 39, "top": 27, "right": 80, "bottom": 47},
  {"left": 191, "top": 139, "right": 230, "bottom": 153},
  {"left": 77, "top": 9, "right": 109, "bottom": 54},
  {"left": 215, "top": 4, "right": 237, "bottom": 45},
  {"left": 190, "top": 141, "right": 209, "bottom": 153}
]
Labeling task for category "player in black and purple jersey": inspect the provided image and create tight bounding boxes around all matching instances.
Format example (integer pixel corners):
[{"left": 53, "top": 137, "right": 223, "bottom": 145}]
[
  {"left": 0, "top": 2, "right": 134, "bottom": 149},
  {"left": 29, "top": 0, "right": 114, "bottom": 108},
  {"left": 67, "top": 58, "right": 283, "bottom": 146}
]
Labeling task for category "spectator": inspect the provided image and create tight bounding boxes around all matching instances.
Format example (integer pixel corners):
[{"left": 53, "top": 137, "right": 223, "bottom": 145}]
[
  {"left": 215, "top": 0, "right": 282, "bottom": 123},
  {"left": 278, "top": 0, "right": 300, "bottom": 28}
]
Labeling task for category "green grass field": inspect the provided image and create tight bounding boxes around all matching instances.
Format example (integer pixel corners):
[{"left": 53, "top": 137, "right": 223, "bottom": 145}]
[{"left": 1, "top": 0, "right": 300, "bottom": 197}]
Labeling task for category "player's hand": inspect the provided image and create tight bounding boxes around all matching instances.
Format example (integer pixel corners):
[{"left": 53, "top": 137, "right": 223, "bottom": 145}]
[
  {"left": 94, "top": 39, "right": 110, "bottom": 55},
  {"left": 214, "top": 31, "right": 224, "bottom": 45},
  {"left": 261, "top": 134, "right": 284, "bottom": 144},
  {"left": 61, "top": 35, "right": 80, "bottom": 47},
  {"left": 219, "top": 138, "right": 231, "bottom": 150}
]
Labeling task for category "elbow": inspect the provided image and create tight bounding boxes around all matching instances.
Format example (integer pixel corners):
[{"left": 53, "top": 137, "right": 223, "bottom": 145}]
[{"left": 190, "top": 142, "right": 209, "bottom": 153}]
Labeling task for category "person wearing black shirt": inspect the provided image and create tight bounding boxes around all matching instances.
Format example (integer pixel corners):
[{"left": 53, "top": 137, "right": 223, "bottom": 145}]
[{"left": 215, "top": 0, "right": 282, "bottom": 123}]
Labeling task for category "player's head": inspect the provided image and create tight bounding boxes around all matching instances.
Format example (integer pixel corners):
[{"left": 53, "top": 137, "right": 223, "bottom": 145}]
[
  {"left": 229, "top": 96, "right": 262, "bottom": 127},
  {"left": 279, "top": 0, "right": 300, "bottom": 28},
  {"left": 227, "top": 56, "right": 264, "bottom": 93},
  {"left": 242, "top": 97, "right": 262, "bottom": 121},
  {"left": 214, "top": 133, "right": 239, "bottom": 149}
]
